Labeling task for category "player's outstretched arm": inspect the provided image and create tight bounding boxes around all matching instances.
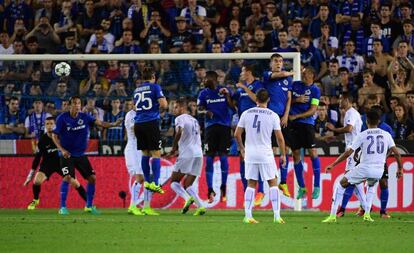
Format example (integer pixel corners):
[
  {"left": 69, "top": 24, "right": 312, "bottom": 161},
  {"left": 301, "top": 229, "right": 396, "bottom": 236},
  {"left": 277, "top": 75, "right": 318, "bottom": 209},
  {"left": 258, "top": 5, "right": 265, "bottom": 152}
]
[
  {"left": 327, "top": 123, "right": 353, "bottom": 134},
  {"left": 236, "top": 82, "right": 257, "bottom": 103},
  {"left": 95, "top": 117, "right": 123, "bottom": 129},
  {"left": 326, "top": 148, "right": 354, "bottom": 173},
  {"left": 390, "top": 146, "right": 403, "bottom": 178}
]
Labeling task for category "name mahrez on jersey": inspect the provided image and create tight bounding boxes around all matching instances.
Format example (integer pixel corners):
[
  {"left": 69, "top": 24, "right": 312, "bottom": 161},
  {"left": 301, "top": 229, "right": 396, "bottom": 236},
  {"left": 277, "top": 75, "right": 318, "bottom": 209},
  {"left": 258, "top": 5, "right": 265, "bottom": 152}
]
[
  {"left": 367, "top": 129, "right": 382, "bottom": 134},
  {"left": 206, "top": 98, "right": 226, "bottom": 104},
  {"left": 248, "top": 109, "right": 272, "bottom": 115}
]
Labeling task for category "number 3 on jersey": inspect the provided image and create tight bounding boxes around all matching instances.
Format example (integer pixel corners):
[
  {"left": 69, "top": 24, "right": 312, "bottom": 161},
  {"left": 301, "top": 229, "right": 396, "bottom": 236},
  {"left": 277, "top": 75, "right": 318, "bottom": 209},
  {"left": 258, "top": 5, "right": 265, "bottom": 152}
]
[
  {"left": 134, "top": 91, "right": 153, "bottom": 111},
  {"left": 252, "top": 114, "right": 261, "bottom": 133}
]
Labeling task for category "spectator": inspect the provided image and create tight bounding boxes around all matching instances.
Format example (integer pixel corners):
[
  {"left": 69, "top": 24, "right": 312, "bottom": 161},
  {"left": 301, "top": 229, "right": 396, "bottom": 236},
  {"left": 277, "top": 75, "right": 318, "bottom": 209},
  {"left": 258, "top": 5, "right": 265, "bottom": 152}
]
[
  {"left": 0, "top": 96, "right": 26, "bottom": 139},
  {"left": 314, "top": 101, "right": 336, "bottom": 142},
  {"left": 299, "top": 33, "right": 327, "bottom": 80},
  {"left": 76, "top": 0, "right": 100, "bottom": 48},
  {"left": 160, "top": 103, "right": 175, "bottom": 149},
  {"left": 335, "top": 0, "right": 363, "bottom": 34},
  {"left": 226, "top": 19, "right": 241, "bottom": 50},
  {"left": 387, "top": 60, "right": 413, "bottom": 100},
  {"left": 180, "top": 0, "right": 206, "bottom": 38},
  {"left": 85, "top": 26, "right": 114, "bottom": 54},
  {"left": 287, "top": 19, "right": 303, "bottom": 49},
  {"left": 52, "top": 80, "right": 72, "bottom": 110},
  {"left": 407, "top": 90, "right": 414, "bottom": 120},
  {"left": 321, "top": 59, "right": 340, "bottom": 96},
  {"left": 25, "top": 15, "right": 60, "bottom": 53},
  {"left": 210, "top": 25, "right": 232, "bottom": 53},
  {"left": 79, "top": 61, "right": 110, "bottom": 96},
  {"left": 85, "top": 18, "right": 115, "bottom": 53},
  {"left": 273, "top": 30, "right": 297, "bottom": 72},
  {"left": 4, "top": 0, "right": 33, "bottom": 35},
  {"left": 103, "top": 98, "right": 125, "bottom": 141},
  {"left": 354, "top": 56, "right": 387, "bottom": 89},
  {"left": 260, "top": 1, "right": 279, "bottom": 33},
  {"left": 112, "top": 30, "right": 142, "bottom": 54},
  {"left": 385, "top": 96, "right": 401, "bottom": 126},
  {"left": 57, "top": 32, "right": 83, "bottom": 54},
  {"left": 254, "top": 27, "right": 269, "bottom": 52},
  {"left": 336, "top": 40, "right": 365, "bottom": 77},
  {"left": 265, "top": 14, "right": 285, "bottom": 50},
  {"left": 24, "top": 99, "right": 51, "bottom": 139},
  {"left": 392, "top": 19, "right": 414, "bottom": 54},
  {"left": 309, "top": 4, "right": 337, "bottom": 38},
  {"left": 169, "top": 16, "right": 192, "bottom": 53},
  {"left": 165, "top": 0, "right": 185, "bottom": 33},
  {"left": 107, "top": 80, "right": 129, "bottom": 99},
  {"left": 0, "top": 32, "right": 14, "bottom": 68},
  {"left": 158, "top": 60, "right": 178, "bottom": 98},
  {"left": 312, "top": 23, "right": 338, "bottom": 59},
  {"left": 128, "top": 0, "right": 148, "bottom": 39},
  {"left": 365, "top": 21, "right": 390, "bottom": 56},
  {"left": 82, "top": 93, "right": 104, "bottom": 139},
  {"left": 103, "top": 60, "right": 119, "bottom": 82},
  {"left": 139, "top": 10, "right": 171, "bottom": 52},
  {"left": 245, "top": 1, "right": 263, "bottom": 34},
  {"left": 358, "top": 69, "right": 386, "bottom": 110},
  {"left": 395, "top": 41, "right": 414, "bottom": 74},
  {"left": 288, "top": 0, "right": 312, "bottom": 28},
  {"left": 341, "top": 14, "right": 365, "bottom": 55},
  {"left": 26, "top": 36, "right": 46, "bottom": 55},
  {"left": 379, "top": 3, "right": 403, "bottom": 46},
  {"left": 399, "top": 3, "right": 413, "bottom": 21},
  {"left": 34, "top": 0, "right": 59, "bottom": 26},
  {"left": 5, "top": 40, "right": 33, "bottom": 82},
  {"left": 205, "top": 0, "right": 220, "bottom": 26},
  {"left": 10, "top": 18, "right": 28, "bottom": 42},
  {"left": 392, "top": 103, "right": 414, "bottom": 140},
  {"left": 53, "top": 0, "right": 75, "bottom": 38}
]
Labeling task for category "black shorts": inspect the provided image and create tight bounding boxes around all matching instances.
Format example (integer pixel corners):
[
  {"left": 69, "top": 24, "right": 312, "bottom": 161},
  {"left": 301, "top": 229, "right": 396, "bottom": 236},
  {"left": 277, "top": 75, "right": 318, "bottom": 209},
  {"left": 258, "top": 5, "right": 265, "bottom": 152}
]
[
  {"left": 134, "top": 120, "right": 161, "bottom": 151},
  {"left": 39, "top": 161, "right": 63, "bottom": 179},
  {"left": 381, "top": 163, "right": 389, "bottom": 179},
  {"left": 205, "top": 124, "right": 231, "bottom": 155},
  {"left": 271, "top": 126, "right": 290, "bottom": 148},
  {"left": 285, "top": 122, "right": 316, "bottom": 150},
  {"left": 60, "top": 156, "right": 95, "bottom": 179}
]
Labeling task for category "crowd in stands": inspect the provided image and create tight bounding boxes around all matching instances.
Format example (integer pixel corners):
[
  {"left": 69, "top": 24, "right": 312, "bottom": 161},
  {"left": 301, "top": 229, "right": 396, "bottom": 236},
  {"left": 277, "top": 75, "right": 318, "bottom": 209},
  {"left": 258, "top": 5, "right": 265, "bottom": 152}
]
[{"left": 1, "top": 0, "right": 414, "bottom": 145}]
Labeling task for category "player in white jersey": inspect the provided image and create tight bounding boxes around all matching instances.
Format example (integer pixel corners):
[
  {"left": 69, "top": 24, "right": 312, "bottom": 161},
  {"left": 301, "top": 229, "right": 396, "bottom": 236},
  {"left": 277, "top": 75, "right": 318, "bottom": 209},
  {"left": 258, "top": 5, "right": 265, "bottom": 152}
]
[
  {"left": 124, "top": 103, "right": 157, "bottom": 216},
  {"left": 168, "top": 98, "right": 206, "bottom": 216},
  {"left": 235, "top": 89, "right": 287, "bottom": 224},
  {"left": 326, "top": 93, "right": 366, "bottom": 217},
  {"left": 323, "top": 109, "right": 403, "bottom": 223}
]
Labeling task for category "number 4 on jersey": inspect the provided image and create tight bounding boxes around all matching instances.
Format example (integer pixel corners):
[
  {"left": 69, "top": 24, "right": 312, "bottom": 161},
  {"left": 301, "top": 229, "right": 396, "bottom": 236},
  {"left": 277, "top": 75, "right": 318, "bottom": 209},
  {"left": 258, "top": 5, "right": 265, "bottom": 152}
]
[{"left": 252, "top": 114, "right": 261, "bottom": 133}]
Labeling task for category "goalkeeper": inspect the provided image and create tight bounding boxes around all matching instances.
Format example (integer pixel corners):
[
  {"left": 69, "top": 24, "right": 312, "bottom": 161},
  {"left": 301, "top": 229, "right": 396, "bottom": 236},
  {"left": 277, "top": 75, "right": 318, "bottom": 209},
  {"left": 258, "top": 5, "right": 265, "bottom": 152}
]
[{"left": 24, "top": 117, "right": 86, "bottom": 210}]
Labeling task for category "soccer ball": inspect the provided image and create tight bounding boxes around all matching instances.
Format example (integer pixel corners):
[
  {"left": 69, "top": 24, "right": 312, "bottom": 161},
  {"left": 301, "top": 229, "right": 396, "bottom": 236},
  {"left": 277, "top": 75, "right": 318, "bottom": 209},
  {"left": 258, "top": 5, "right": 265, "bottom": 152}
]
[{"left": 54, "top": 62, "right": 71, "bottom": 77}]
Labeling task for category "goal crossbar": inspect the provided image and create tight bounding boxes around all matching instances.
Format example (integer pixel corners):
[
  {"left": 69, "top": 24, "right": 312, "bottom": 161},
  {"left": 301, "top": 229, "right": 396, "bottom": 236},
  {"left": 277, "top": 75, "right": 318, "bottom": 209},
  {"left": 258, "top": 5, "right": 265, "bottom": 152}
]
[{"left": 0, "top": 52, "right": 301, "bottom": 80}]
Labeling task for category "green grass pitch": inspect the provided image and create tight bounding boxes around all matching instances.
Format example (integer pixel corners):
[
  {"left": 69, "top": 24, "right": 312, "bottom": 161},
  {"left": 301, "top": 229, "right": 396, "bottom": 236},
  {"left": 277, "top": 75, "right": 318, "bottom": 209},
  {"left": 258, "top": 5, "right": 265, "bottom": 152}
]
[{"left": 1, "top": 209, "right": 413, "bottom": 253}]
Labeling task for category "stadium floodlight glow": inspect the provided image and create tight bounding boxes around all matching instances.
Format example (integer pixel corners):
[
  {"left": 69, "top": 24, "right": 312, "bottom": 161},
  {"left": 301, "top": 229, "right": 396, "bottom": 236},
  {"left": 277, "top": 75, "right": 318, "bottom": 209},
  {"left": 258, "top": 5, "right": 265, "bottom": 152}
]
[{"left": 1, "top": 53, "right": 302, "bottom": 81}]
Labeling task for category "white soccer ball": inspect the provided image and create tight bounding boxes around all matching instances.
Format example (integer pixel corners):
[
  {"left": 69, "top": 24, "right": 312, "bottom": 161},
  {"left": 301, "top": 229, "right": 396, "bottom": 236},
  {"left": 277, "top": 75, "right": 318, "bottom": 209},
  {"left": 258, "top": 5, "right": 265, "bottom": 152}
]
[{"left": 54, "top": 62, "right": 71, "bottom": 77}]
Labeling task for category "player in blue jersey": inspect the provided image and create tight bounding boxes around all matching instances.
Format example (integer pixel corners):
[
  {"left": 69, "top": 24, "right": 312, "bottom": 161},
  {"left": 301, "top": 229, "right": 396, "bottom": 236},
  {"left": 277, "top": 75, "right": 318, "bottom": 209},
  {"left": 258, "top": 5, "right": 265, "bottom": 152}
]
[
  {"left": 287, "top": 67, "right": 322, "bottom": 199},
  {"left": 133, "top": 67, "right": 168, "bottom": 197},
  {"left": 232, "top": 64, "right": 266, "bottom": 206},
  {"left": 198, "top": 70, "right": 234, "bottom": 203},
  {"left": 263, "top": 53, "right": 294, "bottom": 197},
  {"left": 52, "top": 96, "right": 123, "bottom": 215}
]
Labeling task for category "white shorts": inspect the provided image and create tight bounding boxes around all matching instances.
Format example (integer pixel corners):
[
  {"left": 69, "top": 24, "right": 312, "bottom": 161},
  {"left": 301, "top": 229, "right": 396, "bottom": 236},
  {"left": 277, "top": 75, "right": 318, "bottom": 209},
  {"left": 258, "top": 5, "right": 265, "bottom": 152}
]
[
  {"left": 124, "top": 148, "right": 143, "bottom": 175},
  {"left": 173, "top": 157, "right": 203, "bottom": 176},
  {"left": 245, "top": 161, "right": 278, "bottom": 181},
  {"left": 345, "top": 165, "right": 383, "bottom": 185}
]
